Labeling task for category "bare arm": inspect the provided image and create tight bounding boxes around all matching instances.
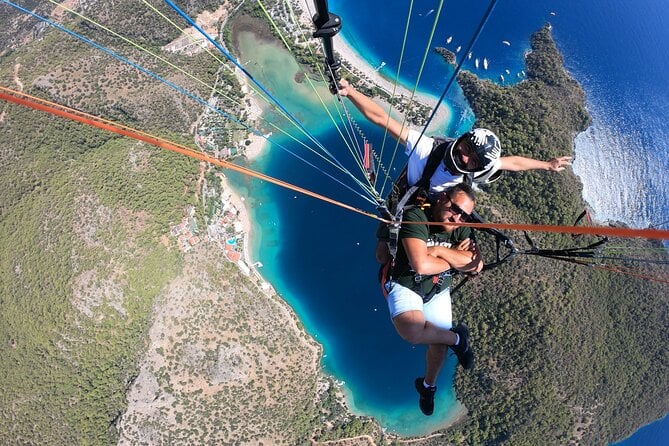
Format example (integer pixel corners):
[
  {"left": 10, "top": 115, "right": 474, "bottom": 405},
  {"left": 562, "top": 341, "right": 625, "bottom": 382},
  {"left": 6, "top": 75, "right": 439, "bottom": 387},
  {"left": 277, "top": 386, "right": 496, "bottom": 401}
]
[
  {"left": 428, "top": 239, "right": 484, "bottom": 273},
  {"left": 403, "top": 238, "right": 453, "bottom": 275},
  {"left": 500, "top": 155, "right": 572, "bottom": 172},
  {"left": 337, "top": 79, "right": 409, "bottom": 145}
]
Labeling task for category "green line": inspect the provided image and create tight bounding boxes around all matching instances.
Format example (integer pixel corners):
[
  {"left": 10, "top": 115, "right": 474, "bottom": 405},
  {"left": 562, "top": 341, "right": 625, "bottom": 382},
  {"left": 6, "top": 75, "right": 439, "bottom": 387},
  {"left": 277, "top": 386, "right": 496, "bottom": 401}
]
[
  {"left": 380, "top": 0, "right": 445, "bottom": 197},
  {"left": 377, "top": 0, "right": 415, "bottom": 195},
  {"left": 271, "top": 0, "right": 380, "bottom": 198},
  {"left": 143, "top": 0, "right": 374, "bottom": 196}
]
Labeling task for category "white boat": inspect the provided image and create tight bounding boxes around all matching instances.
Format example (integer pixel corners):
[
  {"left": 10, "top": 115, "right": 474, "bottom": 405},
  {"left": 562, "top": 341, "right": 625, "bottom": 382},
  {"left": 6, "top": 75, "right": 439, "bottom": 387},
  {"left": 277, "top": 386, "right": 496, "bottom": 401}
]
[
  {"left": 455, "top": 45, "right": 461, "bottom": 52},
  {"left": 446, "top": 35, "right": 453, "bottom": 44},
  {"left": 483, "top": 57, "right": 489, "bottom": 69},
  {"left": 475, "top": 58, "right": 479, "bottom": 69},
  {"left": 426, "top": 9, "right": 434, "bottom": 17},
  {"left": 468, "top": 52, "right": 472, "bottom": 60},
  {"left": 500, "top": 74, "right": 505, "bottom": 82},
  {"left": 374, "top": 61, "right": 386, "bottom": 72},
  {"left": 505, "top": 69, "right": 511, "bottom": 74},
  {"left": 502, "top": 40, "right": 511, "bottom": 46}
]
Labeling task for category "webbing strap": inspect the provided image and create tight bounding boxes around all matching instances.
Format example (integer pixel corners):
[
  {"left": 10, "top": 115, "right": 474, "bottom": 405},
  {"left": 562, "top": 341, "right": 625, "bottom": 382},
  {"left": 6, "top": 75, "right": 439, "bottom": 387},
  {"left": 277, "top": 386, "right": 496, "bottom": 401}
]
[
  {"left": 388, "top": 215, "right": 403, "bottom": 262},
  {"left": 391, "top": 138, "right": 452, "bottom": 220},
  {"left": 395, "top": 186, "right": 420, "bottom": 212},
  {"left": 412, "top": 269, "right": 453, "bottom": 303},
  {"left": 417, "top": 138, "right": 451, "bottom": 189}
]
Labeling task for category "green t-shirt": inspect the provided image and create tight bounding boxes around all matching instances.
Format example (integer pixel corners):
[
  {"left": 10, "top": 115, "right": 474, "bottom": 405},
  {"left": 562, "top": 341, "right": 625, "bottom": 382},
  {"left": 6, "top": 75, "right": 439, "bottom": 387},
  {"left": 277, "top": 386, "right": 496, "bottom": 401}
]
[{"left": 393, "top": 206, "right": 471, "bottom": 294}]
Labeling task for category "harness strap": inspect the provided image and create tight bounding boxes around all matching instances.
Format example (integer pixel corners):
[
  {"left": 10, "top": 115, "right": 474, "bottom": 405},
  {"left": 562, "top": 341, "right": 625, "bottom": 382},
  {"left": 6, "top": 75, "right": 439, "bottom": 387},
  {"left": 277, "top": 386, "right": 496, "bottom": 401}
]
[
  {"left": 387, "top": 214, "right": 402, "bottom": 263},
  {"left": 417, "top": 138, "right": 451, "bottom": 189},
  {"left": 412, "top": 269, "right": 453, "bottom": 303},
  {"left": 379, "top": 261, "right": 392, "bottom": 298},
  {"left": 391, "top": 138, "right": 453, "bottom": 221}
]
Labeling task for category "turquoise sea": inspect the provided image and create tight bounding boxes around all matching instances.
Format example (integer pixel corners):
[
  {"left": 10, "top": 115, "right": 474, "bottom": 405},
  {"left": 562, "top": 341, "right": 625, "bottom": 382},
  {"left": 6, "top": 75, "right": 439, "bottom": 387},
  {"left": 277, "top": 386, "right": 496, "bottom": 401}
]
[{"left": 229, "top": 0, "right": 668, "bottom": 440}]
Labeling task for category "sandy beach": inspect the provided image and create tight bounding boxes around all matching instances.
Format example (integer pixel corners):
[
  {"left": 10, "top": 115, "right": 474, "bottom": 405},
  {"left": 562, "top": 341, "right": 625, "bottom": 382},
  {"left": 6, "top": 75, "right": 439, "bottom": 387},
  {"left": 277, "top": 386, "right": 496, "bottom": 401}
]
[
  {"left": 240, "top": 0, "right": 450, "bottom": 164},
  {"left": 333, "top": 34, "right": 450, "bottom": 131},
  {"left": 216, "top": 173, "right": 256, "bottom": 275},
  {"left": 296, "top": 0, "right": 450, "bottom": 133}
]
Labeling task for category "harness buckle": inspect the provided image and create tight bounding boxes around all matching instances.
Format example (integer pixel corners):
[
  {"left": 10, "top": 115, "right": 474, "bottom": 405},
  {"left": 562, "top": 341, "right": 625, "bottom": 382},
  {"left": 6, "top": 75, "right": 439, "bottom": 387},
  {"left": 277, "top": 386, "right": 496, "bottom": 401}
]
[
  {"left": 435, "top": 269, "right": 453, "bottom": 287},
  {"left": 387, "top": 209, "right": 403, "bottom": 261}
]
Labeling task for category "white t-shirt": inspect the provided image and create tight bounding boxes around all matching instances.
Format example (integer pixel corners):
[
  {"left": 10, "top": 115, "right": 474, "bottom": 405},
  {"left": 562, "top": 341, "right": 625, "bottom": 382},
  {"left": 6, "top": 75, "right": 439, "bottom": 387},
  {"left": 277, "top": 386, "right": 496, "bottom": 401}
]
[{"left": 405, "top": 129, "right": 463, "bottom": 194}]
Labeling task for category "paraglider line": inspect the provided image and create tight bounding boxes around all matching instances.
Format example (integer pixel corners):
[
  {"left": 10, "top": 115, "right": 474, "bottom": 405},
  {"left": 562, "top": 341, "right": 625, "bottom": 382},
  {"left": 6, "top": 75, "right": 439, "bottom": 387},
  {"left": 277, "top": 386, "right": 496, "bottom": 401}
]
[
  {"left": 0, "top": 87, "right": 381, "bottom": 218},
  {"left": 0, "top": 0, "right": 377, "bottom": 205}
]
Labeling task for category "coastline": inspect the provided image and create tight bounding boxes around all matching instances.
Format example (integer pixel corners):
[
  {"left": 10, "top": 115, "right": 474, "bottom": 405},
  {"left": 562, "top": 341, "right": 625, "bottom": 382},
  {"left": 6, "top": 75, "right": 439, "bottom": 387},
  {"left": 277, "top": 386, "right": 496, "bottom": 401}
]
[
  {"left": 297, "top": 0, "right": 450, "bottom": 133},
  {"left": 217, "top": 172, "right": 270, "bottom": 294},
  {"left": 239, "top": 90, "right": 269, "bottom": 161},
  {"left": 228, "top": 0, "right": 453, "bottom": 301},
  {"left": 214, "top": 0, "right": 460, "bottom": 437}
]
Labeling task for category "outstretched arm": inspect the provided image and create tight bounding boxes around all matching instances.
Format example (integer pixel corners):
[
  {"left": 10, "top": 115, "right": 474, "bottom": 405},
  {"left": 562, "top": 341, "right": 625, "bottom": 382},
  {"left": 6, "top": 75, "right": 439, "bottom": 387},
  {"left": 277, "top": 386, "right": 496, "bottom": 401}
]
[
  {"left": 337, "top": 79, "right": 409, "bottom": 145},
  {"left": 500, "top": 155, "right": 572, "bottom": 172}
]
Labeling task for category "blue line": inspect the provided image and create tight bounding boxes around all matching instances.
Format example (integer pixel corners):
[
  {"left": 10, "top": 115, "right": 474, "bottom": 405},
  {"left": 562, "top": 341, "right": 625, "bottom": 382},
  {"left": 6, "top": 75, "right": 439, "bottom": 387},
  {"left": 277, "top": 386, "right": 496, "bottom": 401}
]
[
  {"left": 3, "top": 1, "right": 254, "bottom": 133},
  {"left": 418, "top": 0, "right": 499, "bottom": 141},
  {"left": 1, "top": 0, "right": 377, "bottom": 206},
  {"left": 162, "top": 0, "right": 355, "bottom": 177}
]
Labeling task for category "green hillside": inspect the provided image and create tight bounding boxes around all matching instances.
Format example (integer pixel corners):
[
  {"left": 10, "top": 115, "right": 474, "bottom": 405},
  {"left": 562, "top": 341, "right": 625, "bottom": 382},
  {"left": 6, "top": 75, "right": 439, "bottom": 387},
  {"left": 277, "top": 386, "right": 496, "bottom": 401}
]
[
  {"left": 1, "top": 1, "right": 666, "bottom": 444},
  {"left": 439, "top": 26, "right": 668, "bottom": 446}
]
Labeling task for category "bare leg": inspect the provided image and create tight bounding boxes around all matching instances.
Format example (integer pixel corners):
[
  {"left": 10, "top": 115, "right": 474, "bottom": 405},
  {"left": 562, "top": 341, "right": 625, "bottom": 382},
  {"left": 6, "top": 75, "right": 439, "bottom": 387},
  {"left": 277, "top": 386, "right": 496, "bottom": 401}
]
[
  {"left": 424, "top": 344, "right": 448, "bottom": 386},
  {"left": 392, "top": 310, "right": 457, "bottom": 345},
  {"left": 375, "top": 240, "right": 390, "bottom": 263}
]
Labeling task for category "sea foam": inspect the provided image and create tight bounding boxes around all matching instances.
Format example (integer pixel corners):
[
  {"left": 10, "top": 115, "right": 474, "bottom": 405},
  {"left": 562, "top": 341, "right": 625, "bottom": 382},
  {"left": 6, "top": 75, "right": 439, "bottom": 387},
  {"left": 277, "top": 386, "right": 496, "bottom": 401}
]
[{"left": 573, "top": 118, "right": 668, "bottom": 230}]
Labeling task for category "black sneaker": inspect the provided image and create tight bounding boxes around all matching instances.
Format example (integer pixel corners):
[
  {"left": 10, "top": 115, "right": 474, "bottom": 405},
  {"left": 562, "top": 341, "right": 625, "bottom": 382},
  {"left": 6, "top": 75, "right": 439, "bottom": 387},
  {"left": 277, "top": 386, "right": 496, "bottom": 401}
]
[
  {"left": 414, "top": 377, "right": 437, "bottom": 416},
  {"left": 450, "top": 323, "right": 474, "bottom": 370}
]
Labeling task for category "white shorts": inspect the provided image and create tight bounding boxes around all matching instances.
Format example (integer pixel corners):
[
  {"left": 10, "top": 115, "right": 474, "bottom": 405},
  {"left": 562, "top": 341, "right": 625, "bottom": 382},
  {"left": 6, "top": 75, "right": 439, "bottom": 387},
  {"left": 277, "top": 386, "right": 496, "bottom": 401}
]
[{"left": 385, "top": 281, "right": 453, "bottom": 330}]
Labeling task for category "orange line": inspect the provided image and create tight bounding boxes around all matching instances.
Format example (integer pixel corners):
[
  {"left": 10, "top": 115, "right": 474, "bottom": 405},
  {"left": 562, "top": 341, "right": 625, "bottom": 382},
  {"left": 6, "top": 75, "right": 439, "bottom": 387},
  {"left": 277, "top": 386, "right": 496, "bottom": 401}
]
[
  {"left": 455, "top": 222, "right": 669, "bottom": 241},
  {"left": 2, "top": 86, "right": 669, "bottom": 241},
  {"left": 400, "top": 220, "right": 669, "bottom": 241},
  {"left": 590, "top": 263, "right": 669, "bottom": 285},
  {"left": 0, "top": 87, "right": 382, "bottom": 222},
  {"left": 550, "top": 257, "right": 669, "bottom": 285}
]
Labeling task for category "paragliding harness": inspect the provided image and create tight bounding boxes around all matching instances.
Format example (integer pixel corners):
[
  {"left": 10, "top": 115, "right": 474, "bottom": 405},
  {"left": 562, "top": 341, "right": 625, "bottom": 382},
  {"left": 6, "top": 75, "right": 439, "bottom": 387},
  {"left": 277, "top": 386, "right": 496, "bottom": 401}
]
[
  {"left": 377, "top": 136, "right": 516, "bottom": 300},
  {"left": 409, "top": 268, "right": 455, "bottom": 304},
  {"left": 448, "top": 209, "right": 517, "bottom": 295},
  {"left": 378, "top": 218, "right": 457, "bottom": 304},
  {"left": 377, "top": 137, "right": 453, "bottom": 255},
  {"left": 378, "top": 137, "right": 456, "bottom": 302},
  {"left": 447, "top": 210, "right": 611, "bottom": 295}
]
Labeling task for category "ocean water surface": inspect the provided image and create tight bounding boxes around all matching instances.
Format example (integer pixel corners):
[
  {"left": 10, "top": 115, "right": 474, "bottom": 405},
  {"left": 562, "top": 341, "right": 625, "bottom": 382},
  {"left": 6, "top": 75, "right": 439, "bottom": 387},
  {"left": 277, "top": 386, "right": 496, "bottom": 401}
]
[
  {"left": 613, "top": 413, "right": 669, "bottom": 446},
  {"left": 229, "top": 0, "right": 668, "bottom": 439}
]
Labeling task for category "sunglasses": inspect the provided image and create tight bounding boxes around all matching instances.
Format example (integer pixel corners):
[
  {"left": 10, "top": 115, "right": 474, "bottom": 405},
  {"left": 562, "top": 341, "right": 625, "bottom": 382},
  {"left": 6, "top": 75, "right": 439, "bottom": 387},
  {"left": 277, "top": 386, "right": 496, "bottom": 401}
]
[{"left": 443, "top": 201, "right": 472, "bottom": 222}]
